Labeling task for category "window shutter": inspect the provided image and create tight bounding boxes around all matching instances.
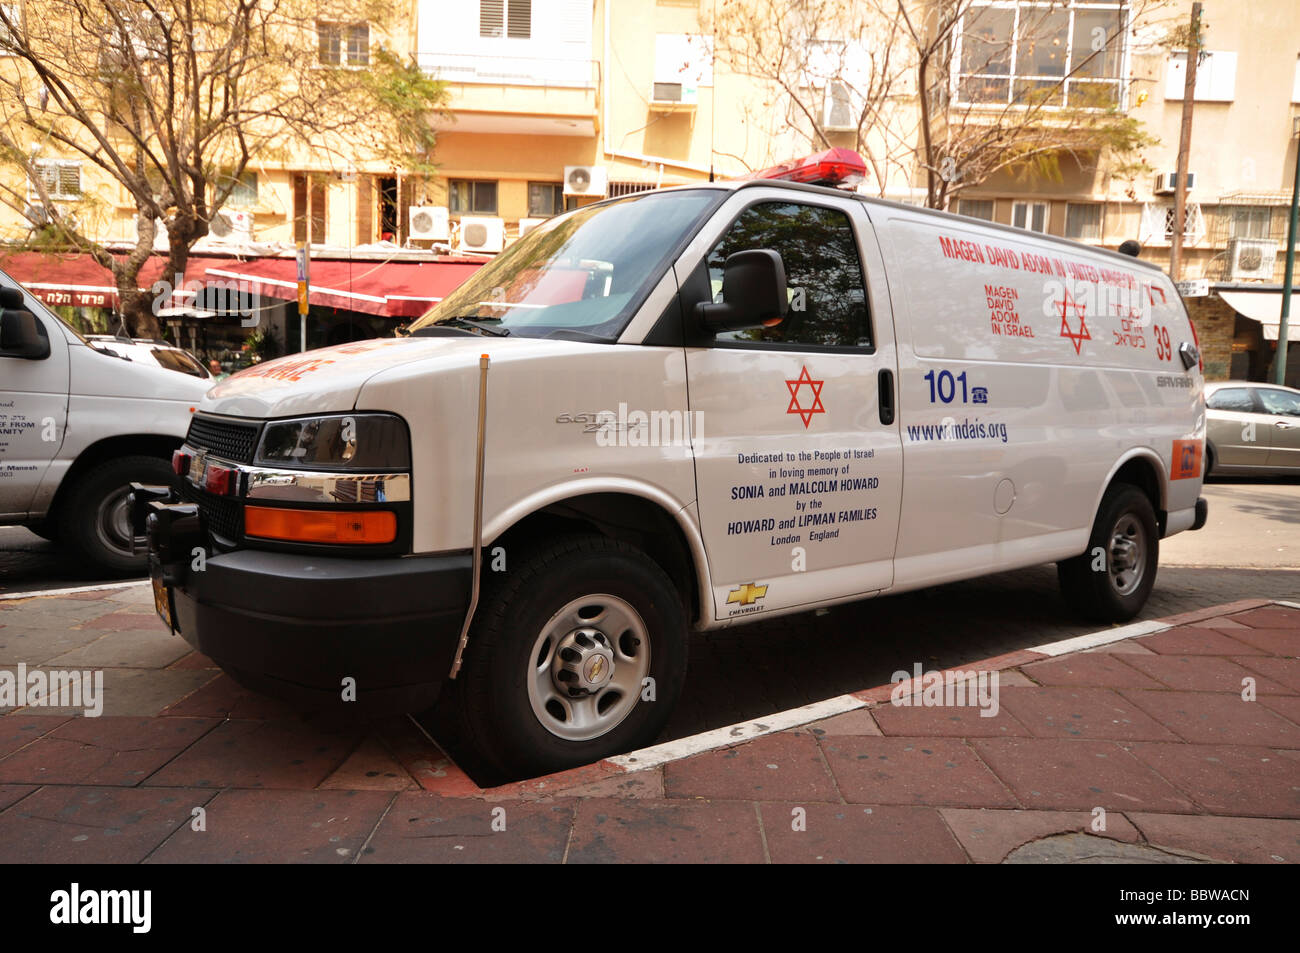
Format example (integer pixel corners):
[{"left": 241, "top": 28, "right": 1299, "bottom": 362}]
[
  {"left": 58, "top": 163, "right": 79, "bottom": 196},
  {"left": 480, "top": 0, "right": 504, "bottom": 37},
  {"left": 357, "top": 176, "right": 373, "bottom": 245},
  {"left": 506, "top": 0, "right": 531, "bottom": 39},
  {"left": 310, "top": 177, "right": 326, "bottom": 244}
]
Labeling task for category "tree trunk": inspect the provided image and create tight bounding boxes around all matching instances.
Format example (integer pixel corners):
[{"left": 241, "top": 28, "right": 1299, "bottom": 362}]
[
  {"left": 103, "top": 216, "right": 163, "bottom": 339},
  {"left": 118, "top": 282, "right": 161, "bottom": 339}
]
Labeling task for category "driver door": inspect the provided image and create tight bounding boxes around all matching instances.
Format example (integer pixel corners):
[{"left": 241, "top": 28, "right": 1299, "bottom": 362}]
[{"left": 684, "top": 194, "right": 903, "bottom": 621}]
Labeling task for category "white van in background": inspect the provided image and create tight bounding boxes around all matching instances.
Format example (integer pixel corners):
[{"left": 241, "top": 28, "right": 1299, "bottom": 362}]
[
  {"left": 142, "top": 153, "right": 1207, "bottom": 782},
  {"left": 0, "top": 277, "right": 208, "bottom": 574}
]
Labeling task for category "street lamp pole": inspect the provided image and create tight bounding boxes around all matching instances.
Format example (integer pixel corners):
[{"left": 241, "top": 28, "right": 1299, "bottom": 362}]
[{"left": 1276, "top": 115, "right": 1300, "bottom": 385}]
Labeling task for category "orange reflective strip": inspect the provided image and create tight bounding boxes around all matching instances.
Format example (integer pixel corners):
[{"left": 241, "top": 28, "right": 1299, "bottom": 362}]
[{"left": 244, "top": 507, "right": 397, "bottom": 544}]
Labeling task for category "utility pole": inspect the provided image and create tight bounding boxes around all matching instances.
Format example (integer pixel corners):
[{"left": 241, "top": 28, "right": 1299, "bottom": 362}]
[
  {"left": 1169, "top": 2, "right": 1202, "bottom": 282},
  {"left": 1275, "top": 116, "right": 1300, "bottom": 385}
]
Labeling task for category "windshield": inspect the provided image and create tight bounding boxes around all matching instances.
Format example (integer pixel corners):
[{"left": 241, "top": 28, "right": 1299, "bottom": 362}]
[{"left": 406, "top": 188, "right": 722, "bottom": 341}]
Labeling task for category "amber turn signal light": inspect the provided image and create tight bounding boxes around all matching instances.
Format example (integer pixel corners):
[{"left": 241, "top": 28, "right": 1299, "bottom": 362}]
[{"left": 244, "top": 507, "right": 397, "bottom": 545}]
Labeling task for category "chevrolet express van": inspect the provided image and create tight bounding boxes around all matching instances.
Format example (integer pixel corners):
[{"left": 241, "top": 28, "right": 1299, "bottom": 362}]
[
  {"left": 141, "top": 159, "right": 1207, "bottom": 780},
  {"left": 1, "top": 279, "right": 208, "bottom": 575}
]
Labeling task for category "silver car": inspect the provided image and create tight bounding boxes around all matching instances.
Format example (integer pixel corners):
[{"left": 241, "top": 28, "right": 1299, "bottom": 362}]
[{"left": 1204, "top": 381, "right": 1300, "bottom": 477}]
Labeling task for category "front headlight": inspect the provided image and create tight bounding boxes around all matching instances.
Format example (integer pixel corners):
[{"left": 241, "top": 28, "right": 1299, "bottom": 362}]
[{"left": 254, "top": 413, "right": 411, "bottom": 470}]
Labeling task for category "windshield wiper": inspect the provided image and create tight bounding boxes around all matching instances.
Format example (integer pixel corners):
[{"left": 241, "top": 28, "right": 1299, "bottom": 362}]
[{"left": 420, "top": 317, "right": 510, "bottom": 337}]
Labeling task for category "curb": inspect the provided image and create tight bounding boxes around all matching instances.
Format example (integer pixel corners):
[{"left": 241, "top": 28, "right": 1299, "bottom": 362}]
[{"left": 0, "top": 580, "right": 149, "bottom": 600}]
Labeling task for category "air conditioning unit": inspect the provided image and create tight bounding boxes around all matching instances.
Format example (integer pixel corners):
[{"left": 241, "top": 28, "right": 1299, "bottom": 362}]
[
  {"left": 822, "top": 81, "right": 855, "bottom": 131},
  {"left": 207, "top": 210, "right": 254, "bottom": 244},
  {"left": 564, "top": 165, "right": 608, "bottom": 198},
  {"left": 651, "top": 81, "right": 698, "bottom": 105},
  {"left": 1154, "top": 171, "right": 1197, "bottom": 195},
  {"left": 456, "top": 216, "right": 505, "bottom": 254},
  {"left": 1226, "top": 238, "right": 1277, "bottom": 280},
  {"left": 409, "top": 205, "right": 449, "bottom": 241},
  {"left": 517, "top": 217, "right": 546, "bottom": 237}
]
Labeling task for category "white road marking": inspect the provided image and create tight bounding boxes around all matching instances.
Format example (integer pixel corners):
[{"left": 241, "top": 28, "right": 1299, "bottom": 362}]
[
  {"left": 1030, "top": 619, "right": 1172, "bottom": 657},
  {"left": 0, "top": 580, "right": 148, "bottom": 600},
  {"left": 608, "top": 693, "right": 866, "bottom": 772}
]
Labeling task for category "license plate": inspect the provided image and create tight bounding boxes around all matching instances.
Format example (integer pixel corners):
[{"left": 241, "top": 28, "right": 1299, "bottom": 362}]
[{"left": 151, "top": 571, "right": 174, "bottom": 632}]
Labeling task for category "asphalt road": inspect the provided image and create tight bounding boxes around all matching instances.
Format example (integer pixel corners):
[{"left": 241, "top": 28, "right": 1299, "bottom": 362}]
[{"left": 3, "top": 479, "right": 1298, "bottom": 741}]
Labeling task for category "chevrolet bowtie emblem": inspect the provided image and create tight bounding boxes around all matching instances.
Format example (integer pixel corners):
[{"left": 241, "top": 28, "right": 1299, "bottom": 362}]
[{"left": 727, "top": 582, "right": 768, "bottom": 606}]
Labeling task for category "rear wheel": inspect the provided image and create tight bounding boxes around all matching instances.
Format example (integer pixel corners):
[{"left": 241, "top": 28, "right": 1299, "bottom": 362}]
[
  {"left": 1203, "top": 445, "right": 1215, "bottom": 480},
  {"left": 1057, "top": 483, "right": 1159, "bottom": 623},
  {"left": 435, "top": 535, "right": 688, "bottom": 785},
  {"left": 56, "top": 455, "right": 174, "bottom": 576}
]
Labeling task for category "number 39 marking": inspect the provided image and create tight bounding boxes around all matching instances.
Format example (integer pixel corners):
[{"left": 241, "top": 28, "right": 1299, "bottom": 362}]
[{"left": 1154, "top": 325, "right": 1172, "bottom": 361}]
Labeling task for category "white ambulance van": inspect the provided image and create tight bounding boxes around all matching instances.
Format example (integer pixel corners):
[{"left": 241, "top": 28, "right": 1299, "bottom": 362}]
[
  {"left": 140, "top": 153, "right": 1206, "bottom": 781},
  {"left": 0, "top": 278, "right": 208, "bottom": 575}
]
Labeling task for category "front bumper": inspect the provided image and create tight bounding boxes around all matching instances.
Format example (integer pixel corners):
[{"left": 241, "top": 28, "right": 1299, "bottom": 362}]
[{"left": 140, "top": 489, "right": 470, "bottom": 712}]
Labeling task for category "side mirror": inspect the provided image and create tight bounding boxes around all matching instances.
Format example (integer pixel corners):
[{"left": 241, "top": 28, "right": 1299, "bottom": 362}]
[
  {"left": 695, "top": 249, "right": 789, "bottom": 332},
  {"left": 0, "top": 288, "right": 51, "bottom": 360}
]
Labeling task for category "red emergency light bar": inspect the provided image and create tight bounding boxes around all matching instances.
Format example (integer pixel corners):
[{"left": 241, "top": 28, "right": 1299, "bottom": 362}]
[{"left": 748, "top": 148, "right": 867, "bottom": 190}]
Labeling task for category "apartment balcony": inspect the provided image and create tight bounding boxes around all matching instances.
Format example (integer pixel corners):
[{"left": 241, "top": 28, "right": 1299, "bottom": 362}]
[{"left": 418, "top": 51, "right": 601, "bottom": 136}]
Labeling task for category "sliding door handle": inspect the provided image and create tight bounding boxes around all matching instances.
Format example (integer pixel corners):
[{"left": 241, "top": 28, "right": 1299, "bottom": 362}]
[{"left": 878, "top": 368, "right": 895, "bottom": 426}]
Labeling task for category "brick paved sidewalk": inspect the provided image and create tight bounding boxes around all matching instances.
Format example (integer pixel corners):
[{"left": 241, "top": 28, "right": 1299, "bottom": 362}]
[{"left": 0, "top": 587, "right": 1296, "bottom": 863}]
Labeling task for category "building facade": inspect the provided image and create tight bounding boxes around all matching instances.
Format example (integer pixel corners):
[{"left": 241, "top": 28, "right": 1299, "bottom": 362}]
[{"left": 1, "top": 0, "right": 1297, "bottom": 379}]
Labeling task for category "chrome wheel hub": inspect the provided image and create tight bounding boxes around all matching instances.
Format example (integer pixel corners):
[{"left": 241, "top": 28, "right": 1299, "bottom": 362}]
[
  {"left": 1108, "top": 514, "right": 1146, "bottom": 596},
  {"left": 528, "top": 594, "right": 651, "bottom": 743},
  {"left": 98, "top": 487, "right": 134, "bottom": 555},
  {"left": 552, "top": 628, "right": 617, "bottom": 695}
]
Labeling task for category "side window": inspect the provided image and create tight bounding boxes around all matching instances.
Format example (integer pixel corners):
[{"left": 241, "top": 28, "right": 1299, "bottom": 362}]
[
  {"left": 705, "top": 201, "right": 872, "bottom": 350},
  {"left": 1257, "top": 389, "right": 1300, "bottom": 417},
  {"left": 1206, "top": 387, "right": 1255, "bottom": 412}
]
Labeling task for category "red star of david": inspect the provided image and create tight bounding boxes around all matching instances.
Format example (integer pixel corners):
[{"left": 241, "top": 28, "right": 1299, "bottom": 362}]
[
  {"left": 785, "top": 366, "right": 826, "bottom": 428},
  {"left": 1058, "top": 290, "right": 1091, "bottom": 355}
]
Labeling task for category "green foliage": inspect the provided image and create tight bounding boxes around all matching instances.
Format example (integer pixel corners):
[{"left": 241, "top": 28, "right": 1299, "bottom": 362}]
[{"left": 356, "top": 46, "right": 451, "bottom": 177}]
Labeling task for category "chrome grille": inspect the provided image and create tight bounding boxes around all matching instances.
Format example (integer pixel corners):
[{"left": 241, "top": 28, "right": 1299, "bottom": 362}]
[{"left": 186, "top": 415, "right": 261, "bottom": 464}]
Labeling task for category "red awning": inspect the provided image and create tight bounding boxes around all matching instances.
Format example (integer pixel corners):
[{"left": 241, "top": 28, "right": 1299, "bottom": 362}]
[
  {"left": 0, "top": 251, "right": 484, "bottom": 318},
  {"left": 0, "top": 251, "right": 217, "bottom": 309},
  {"left": 204, "top": 257, "right": 485, "bottom": 318}
]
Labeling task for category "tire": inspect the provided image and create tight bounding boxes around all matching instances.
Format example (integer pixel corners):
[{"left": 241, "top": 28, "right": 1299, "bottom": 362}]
[
  {"left": 1057, "top": 482, "right": 1159, "bottom": 623},
  {"left": 435, "top": 535, "right": 688, "bottom": 785},
  {"left": 56, "top": 455, "right": 174, "bottom": 576},
  {"left": 1203, "top": 446, "right": 1215, "bottom": 480},
  {"left": 26, "top": 520, "right": 59, "bottom": 542}
]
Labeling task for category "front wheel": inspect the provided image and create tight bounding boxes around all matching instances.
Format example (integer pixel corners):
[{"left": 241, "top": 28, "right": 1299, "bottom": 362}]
[
  {"left": 1057, "top": 483, "right": 1159, "bottom": 623},
  {"left": 56, "top": 455, "right": 174, "bottom": 576},
  {"left": 436, "top": 535, "right": 688, "bottom": 785}
]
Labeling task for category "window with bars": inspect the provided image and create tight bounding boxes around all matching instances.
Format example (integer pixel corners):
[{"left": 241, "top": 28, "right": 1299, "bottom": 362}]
[
  {"left": 1163, "top": 203, "right": 1202, "bottom": 239},
  {"left": 30, "top": 160, "right": 81, "bottom": 200},
  {"left": 1065, "top": 202, "right": 1101, "bottom": 240},
  {"left": 480, "top": 0, "right": 532, "bottom": 39},
  {"left": 318, "top": 21, "right": 369, "bottom": 66},
  {"left": 956, "top": 1, "right": 1125, "bottom": 109},
  {"left": 1227, "top": 206, "right": 1272, "bottom": 240},
  {"left": 608, "top": 181, "right": 658, "bottom": 198}
]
